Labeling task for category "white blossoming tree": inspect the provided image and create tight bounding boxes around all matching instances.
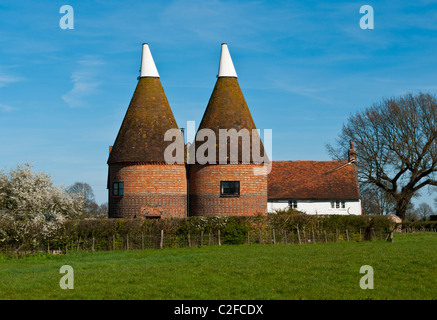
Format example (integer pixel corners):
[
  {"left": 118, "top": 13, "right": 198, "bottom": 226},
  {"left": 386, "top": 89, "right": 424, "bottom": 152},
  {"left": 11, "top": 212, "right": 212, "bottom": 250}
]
[{"left": 0, "top": 163, "right": 83, "bottom": 221}]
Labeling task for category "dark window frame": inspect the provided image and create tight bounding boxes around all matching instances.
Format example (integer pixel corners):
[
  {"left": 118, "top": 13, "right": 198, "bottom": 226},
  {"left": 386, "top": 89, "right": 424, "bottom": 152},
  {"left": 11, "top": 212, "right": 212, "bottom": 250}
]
[
  {"left": 288, "top": 200, "right": 298, "bottom": 209},
  {"left": 113, "top": 182, "right": 124, "bottom": 196},
  {"left": 220, "top": 181, "right": 240, "bottom": 197}
]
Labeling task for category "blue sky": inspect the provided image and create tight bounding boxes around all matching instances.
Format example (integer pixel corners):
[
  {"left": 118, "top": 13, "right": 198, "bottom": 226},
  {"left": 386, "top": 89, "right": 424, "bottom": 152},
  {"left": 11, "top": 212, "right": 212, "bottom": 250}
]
[{"left": 1, "top": 0, "right": 437, "bottom": 206}]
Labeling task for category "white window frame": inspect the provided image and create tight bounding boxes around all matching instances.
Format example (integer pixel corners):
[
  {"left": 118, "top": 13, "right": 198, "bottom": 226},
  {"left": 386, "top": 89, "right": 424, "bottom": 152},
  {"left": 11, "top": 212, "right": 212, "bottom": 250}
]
[{"left": 331, "top": 200, "right": 345, "bottom": 209}]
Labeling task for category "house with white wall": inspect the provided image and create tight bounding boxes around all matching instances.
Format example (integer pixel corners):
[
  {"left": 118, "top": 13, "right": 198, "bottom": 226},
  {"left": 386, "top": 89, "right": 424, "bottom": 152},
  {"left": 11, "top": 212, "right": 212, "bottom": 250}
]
[{"left": 267, "top": 143, "right": 362, "bottom": 215}]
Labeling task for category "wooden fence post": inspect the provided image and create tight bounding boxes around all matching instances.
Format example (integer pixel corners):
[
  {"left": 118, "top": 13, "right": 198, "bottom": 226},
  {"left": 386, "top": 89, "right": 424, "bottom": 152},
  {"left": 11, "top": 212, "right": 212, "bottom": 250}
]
[
  {"left": 324, "top": 230, "right": 328, "bottom": 243},
  {"left": 92, "top": 237, "right": 95, "bottom": 252},
  {"left": 201, "top": 230, "right": 204, "bottom": 247},
  {"left": 188, "top": 233, "right": 191, "bottom": 247},
  {"left": 126, "top": 234, "right": 129, "bottom": 250},
  {"left": 142, "top": 233, "right": 145, "bottom": 250},
  {"left": 312, "top": 230, "right": 316, "bottom": 244},
  {"left": 385, "top": 232, "right": 393, "bottom": 242},
  {"left": 113, "top": 235, "right": 115, "bottom": 251},
  {"left": 218, "top": 230, "right": 221, "bottom": 246},
  {"left": 273, "top": 229, "right": 276, "bottom": 244},
  {"left": 346, "top": 230, "right": 349, "bottom": 242},
  {"left": 160, "top": 230, "right": 164, "bottom": 249},
  {"left": 297, "top": 228, "right": 301, "bottom": 245}
]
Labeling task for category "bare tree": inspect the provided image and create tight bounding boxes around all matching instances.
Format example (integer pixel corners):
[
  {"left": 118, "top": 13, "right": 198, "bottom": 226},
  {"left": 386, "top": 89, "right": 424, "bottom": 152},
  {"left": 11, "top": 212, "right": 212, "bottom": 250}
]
[
  {"left": 327, "top": 92, "right": 437, "bottom": 220},
  {"left": 67, "top": 182, "right": 98, "bottom": 216},
  {"left": 405, "top": 203, "right": 418, "bottom": 222},
  {"left": 98, "top": 202, "right": 108, "bottom": 217},
  {"left": 416, "top": 202, "right": 434, "bottom": 221},
  {"left": 360, "top": 184, "right": 396, "bottom": 215}
]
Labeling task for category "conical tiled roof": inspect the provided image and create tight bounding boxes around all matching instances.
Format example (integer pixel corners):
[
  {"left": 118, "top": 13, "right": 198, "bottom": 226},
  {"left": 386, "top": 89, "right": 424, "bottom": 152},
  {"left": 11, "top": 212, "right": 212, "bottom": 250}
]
[
  {"left": 108, "top": 45, "right": 182, "bottom": 164},
  {"left": 193, "top": 44, "right": 265, "bottom": 164}
]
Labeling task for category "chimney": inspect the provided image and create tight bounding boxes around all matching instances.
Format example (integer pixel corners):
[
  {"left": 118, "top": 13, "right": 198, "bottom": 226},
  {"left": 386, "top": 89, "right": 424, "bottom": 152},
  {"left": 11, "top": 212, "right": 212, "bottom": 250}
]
[
  {"left": 180, "top": 128, "right": 185, "bottom": 143},
  {"left": 217, "top": 43, "right": 237, "bottom": 78},
  {"left": 139, "top": 43, "right": 159, "bottom": 78},
  {"left": 348, "top": 141, "right": 357, "bottom": 163}
]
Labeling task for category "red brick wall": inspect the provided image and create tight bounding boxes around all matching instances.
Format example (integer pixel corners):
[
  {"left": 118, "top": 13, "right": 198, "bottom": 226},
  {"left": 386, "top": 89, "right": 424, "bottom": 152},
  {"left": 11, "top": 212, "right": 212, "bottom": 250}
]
[
  {"left": 108, "top": 163, "right": 187, "bottom": 218},
  {"left": 188, "top": 164, "right": 267, "bottom": 216}
]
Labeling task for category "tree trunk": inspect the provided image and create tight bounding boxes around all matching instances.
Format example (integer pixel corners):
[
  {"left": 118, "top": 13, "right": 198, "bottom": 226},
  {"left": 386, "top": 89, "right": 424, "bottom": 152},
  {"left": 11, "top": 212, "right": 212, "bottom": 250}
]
[{"left": 394, "top": 192, "right": 414, "bottom": 220}]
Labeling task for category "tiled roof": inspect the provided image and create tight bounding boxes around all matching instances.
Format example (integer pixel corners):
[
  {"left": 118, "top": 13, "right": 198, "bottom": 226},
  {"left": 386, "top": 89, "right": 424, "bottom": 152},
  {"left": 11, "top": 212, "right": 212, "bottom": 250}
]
[
  {"left": 108, "top": 77, "right": 182, "bottom": 164},
  {"left": 194, "top": 77, "right": 265, "bottom": 163},
  {"left": 268, "top": 160, "right": 360, "bottom": 200}
]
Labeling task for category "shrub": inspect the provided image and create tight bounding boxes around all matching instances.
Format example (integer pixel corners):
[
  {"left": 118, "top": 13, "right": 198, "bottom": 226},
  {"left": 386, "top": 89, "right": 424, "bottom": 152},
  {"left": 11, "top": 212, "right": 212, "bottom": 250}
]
[
  {"left": 0, "top": 163, "right": 83, "bottom": 221},
  {"left": 401, "top": 220, "right": 437, "bottom": 230},
  {"left": 221, "top": 217, "right": 249, "bottom": 245},
  {"left": 271, "top": 207, "right": 303, "bottom": 215}
]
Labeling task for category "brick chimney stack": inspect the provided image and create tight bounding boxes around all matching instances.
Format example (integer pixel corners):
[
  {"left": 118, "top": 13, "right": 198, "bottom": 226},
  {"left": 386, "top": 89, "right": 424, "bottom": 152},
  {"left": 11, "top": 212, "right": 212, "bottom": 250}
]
[{"left": 348, "top": 141, "right": 357, "bottom": 163}]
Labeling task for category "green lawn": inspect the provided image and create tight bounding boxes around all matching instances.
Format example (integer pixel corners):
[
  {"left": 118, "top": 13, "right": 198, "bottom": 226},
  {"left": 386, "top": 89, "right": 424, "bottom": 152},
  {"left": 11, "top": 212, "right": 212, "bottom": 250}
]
[{"left": 0, "top": 233, "right": 436, "bottom": 300}]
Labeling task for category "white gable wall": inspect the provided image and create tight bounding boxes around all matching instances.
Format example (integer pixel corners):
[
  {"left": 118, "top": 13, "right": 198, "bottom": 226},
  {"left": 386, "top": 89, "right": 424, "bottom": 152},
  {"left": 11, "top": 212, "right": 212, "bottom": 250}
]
[{"left": 268, "top": 199, "right": 362, "bottom": 215}]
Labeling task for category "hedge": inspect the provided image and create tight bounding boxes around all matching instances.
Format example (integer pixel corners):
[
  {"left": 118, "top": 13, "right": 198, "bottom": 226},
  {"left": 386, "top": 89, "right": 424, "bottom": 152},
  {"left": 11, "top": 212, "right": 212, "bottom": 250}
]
[
  {"left": 0, "top": 214, "right": 399, "bottom": 254},
  {"left": 400, "top": 220, "right": 437, "bottom": 231}
]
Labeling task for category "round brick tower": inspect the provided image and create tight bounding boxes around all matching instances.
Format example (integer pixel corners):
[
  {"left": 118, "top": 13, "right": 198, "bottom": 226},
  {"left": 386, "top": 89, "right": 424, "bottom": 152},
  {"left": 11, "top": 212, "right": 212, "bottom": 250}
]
[
  {"left": 188, "top": 44, "right": 268, "bottom": 217},
  {"left": 107, "top": 44, "right": 187, "bottom": 219}
]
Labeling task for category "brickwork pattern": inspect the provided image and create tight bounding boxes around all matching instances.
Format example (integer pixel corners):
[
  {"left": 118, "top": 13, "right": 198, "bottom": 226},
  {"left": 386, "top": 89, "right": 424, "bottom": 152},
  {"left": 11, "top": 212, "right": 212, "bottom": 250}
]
[
  {"left": 108, "top": 163, "right": 187, "bottom": 218},
  {"left": 189, "top": 164, "right": 267, "bottom": 216}
]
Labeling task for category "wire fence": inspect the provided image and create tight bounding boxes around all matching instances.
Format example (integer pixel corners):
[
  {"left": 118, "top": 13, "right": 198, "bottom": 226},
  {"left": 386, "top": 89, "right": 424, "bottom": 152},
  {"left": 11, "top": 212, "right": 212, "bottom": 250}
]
[{"left": 0, "top": 228, "right": 401, "bottom": 255}]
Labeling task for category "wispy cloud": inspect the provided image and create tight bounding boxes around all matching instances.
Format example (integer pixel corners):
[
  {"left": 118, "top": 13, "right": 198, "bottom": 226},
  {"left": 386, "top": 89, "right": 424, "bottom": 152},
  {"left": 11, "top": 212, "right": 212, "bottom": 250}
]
[
  {"left": 0, "top": 67, "right": 24, "bottom": 87},
  {"left": 268, "top": 75, "right": 340, "bottom": 106},
  {"left": 0, "top": 104, "right": 14, "bottom": 112},
  {"left": 159, "top": 0, "right": 304, "bottom": 50},
  {"left": 62, "top": 58, "right": 104, "bottom": 108}
]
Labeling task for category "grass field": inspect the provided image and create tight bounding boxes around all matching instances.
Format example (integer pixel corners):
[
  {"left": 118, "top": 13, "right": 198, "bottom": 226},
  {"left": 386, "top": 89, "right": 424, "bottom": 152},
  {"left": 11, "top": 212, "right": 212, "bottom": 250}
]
[{"left": 0, "top": 232, "right": 436, "bottom": 300}]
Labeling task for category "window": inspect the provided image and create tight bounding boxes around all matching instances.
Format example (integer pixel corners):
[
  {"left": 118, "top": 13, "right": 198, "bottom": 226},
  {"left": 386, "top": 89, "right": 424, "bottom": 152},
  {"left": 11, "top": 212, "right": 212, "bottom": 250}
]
[
  {"left": 220, "top": 181, "right": 240, "bottom": 196},
  {"left": 288, "top": 200, "right": 297, "bottom": 209},
  {"left": 113, "top": 182, "right": 124, "bottom": 196},
  {"left": 331, "top": 200, "right": 345, "bottom": 209}
]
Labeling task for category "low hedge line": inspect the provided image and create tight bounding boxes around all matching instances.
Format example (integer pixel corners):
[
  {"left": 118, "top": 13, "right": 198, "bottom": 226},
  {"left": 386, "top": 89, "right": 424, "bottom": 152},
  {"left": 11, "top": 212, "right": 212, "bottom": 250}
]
[
  {"left": 0, "top": 214, "right": 396, "bottom": 253},
  {"left": 400, "top": 220, "right": 437, "bottom": 231}
]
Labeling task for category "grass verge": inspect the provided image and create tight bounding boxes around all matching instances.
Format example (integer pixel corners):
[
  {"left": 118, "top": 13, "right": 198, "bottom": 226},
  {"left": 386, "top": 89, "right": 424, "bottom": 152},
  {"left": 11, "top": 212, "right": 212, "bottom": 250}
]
[{"left": 0, "top": 232, "right": 436, "bottom": 300}]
